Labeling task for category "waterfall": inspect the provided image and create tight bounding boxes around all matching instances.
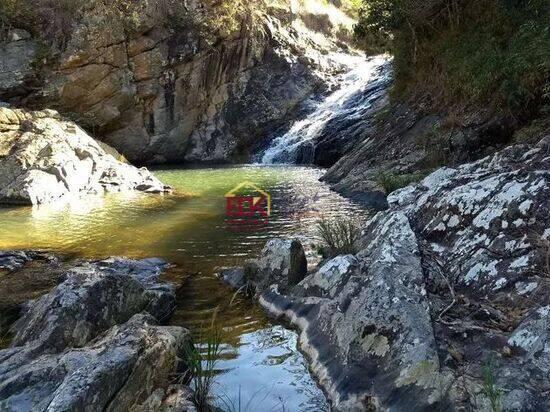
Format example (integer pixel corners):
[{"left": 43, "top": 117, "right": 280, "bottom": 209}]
[{"left": 260, "top": 54, "right": 392, "bottom": 165}]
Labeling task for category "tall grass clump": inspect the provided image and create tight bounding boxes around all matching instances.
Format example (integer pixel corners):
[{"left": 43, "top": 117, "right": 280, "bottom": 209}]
[
  {"left": 482, "top": 355, "right": 503, "bottom": 412},
  {"left": 317, "top": 217, "right": 361, "bottom": 258},
  {"left": 183, "top": 314, "right": 223, "bottom": 412}
]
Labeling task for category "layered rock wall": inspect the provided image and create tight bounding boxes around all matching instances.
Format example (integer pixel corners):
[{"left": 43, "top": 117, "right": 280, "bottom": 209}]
[{"left": 1, "top": 0, "right": 353, "bottom": 164}]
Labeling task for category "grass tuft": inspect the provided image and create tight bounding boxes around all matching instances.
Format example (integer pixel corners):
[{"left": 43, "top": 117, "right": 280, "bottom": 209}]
[
  {"left": 183, "top": 311, "right": 223, "bottom": 412},
  {"left": 482, "top": 355, "right": 503, "bottom": 412},
  {"left": 317, "top": 217, "right": 361, "bottom": 258},
  {"left": 375, "top": 170, "right": 427, "bottom": 194}
]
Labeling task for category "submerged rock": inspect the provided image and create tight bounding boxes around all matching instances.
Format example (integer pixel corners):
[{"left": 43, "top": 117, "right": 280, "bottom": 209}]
[
  {"left": 0, "top": 108, "right": 171, "bottom": 205},
  {"left": 216, "top": 266, "right": 247, "bottom": 290},
  {"left": 0, "top": 254, "right": 190, "bottom": 412}
]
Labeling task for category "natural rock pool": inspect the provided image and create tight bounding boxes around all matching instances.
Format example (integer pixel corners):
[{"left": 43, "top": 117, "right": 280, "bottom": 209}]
[{"left": 0, "top": 165, "right": 369, "bottom": 410}]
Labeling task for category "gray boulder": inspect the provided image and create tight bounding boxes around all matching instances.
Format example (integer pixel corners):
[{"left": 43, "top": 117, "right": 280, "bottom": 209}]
[
  {"left": 247, "top": 238, "right": 308, "bottom": 294},
  {"left": 0, "top": 108, "right": 171, "bottom": 205},
  {"left": 260, "top": 213, "right": 441, "bottom": 411},
  {"left": 0, "top": 250, "right": 42, "bottom": 272},
  {"left": 11, "top": 257, "right": 175, "bottom": 352},
  {"left": 0, "top": 256, "right": 188, "bottom": 412},
  {"left": 388, "top": 137, "right": 549, "bottom": 295},
  {"left": 136, "top": 384, "right": 197, "bottom": 412},
  {"left": 256, "top": 139, "right": 550, "bottom": 410},
  {"left": 0, "top": 314, "right": 190, "bottom": 412}
]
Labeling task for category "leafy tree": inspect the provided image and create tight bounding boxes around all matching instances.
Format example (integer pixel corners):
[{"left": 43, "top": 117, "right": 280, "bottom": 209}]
[{"left": 354, "top": 0, "right": 550, "bottom": 113}]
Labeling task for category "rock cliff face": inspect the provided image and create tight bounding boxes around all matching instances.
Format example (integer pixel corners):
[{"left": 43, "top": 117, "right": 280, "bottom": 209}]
[
  {"left": 322, "top": 101, "right": 544, "bottom": 208},
  {"left": 223, "top": 138, "right": 550, "bottom": 411},
  {"left": 0, "top": 107, "right": 170, "bottom": 205},
  {"left": 0, "top": 0, "right": 354, "bottom": 164}
]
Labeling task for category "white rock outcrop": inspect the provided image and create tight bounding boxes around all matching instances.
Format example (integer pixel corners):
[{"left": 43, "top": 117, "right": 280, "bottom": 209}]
[{"left": 0, "top": 108, "right": 171, "bottom": 205}]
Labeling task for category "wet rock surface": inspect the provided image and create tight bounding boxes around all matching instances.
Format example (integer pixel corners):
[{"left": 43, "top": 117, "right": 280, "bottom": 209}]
[
  {"left": 218, "top": 238, "right": 308, "bottom": 296},
  {"left": 0, "top": 108, "right": 171, "bottom": 205},
  {"left": 0, "top": 29, "right": 37, "bottom": 94},
  {"left": 323, "top": 103, "right": 527, "bottom": 210},
  {"left": 223, "top": 139, "right": 550, "bottom": 411},
  {"left": 0, "top": 253, "right": 192, "bottom": 412},
  {"left": 260, "top": 56, "right": 391, "bottom": 168}
]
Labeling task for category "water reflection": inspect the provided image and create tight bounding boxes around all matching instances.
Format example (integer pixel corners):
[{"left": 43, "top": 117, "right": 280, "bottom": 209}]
[{"left": 0, "top": 165, "right": 368, "bottom": 411}]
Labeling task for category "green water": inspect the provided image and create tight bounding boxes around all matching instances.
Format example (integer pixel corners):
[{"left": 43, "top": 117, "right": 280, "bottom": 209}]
[{"left": 0, "top": 165, "right": 368, "bottom": 411}]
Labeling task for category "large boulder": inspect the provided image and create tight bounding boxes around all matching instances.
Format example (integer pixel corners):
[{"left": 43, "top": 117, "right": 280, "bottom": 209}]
[
  {"left": 255, "top": 138, "right": 550, "bottom": 410},
  {"left": 260, "top": 213, "right": 441, "bottom": 411},
  {"left": 0, "top": 314, "right": 190, "bottom": 412},
  {"left": 0, "top": 255, "right": 189, "bottom": 412},
  {"left": 0, "top": 108, "right": 171, "bottom": 205},
  {"left": 10, "top": 257, "right": 175, "bottom": 352},
  {"left": 323, "top": 102, "right": 527, "bottom": 210},
  {"left": 388, "top": 137, "right": 549, "bottom": 295},
  {"left": 247, "top": 238, "right": 308, "bottom": 294}
]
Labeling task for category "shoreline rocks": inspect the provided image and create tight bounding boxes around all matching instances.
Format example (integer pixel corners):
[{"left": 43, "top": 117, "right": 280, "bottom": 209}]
[
  {"left": 0, "top": 252, "right": 193, "bottom": 412},
  {"left": 221, "top": 139, "right": 550, "bottom": 411},
  {"left": 0, "top": 108, "right": 171, "bottom": 205}
]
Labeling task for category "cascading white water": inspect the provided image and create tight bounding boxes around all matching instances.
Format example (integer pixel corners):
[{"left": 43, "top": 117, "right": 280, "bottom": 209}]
[{"left": 260, "top": 54, "right": 391, "bottom": 164}]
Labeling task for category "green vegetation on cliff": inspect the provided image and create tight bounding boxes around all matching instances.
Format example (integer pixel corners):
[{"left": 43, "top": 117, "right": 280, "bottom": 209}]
[
  {"left": 354, "top": 0, "right": 549, "bottom": 115},
  {"left": 0, "top": 0, "right": 251, "bottom": 47}
]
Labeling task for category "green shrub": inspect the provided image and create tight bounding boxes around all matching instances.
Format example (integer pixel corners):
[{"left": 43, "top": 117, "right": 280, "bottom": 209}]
[
  {"left": 354, "top": 0, "right": 550, "bottom": 114},
  {"left": 375, "top": 170, "right": 427, "bottom": 193},
  {"left": 317, "top": 217, "right": 361, "bottom": 257}
]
